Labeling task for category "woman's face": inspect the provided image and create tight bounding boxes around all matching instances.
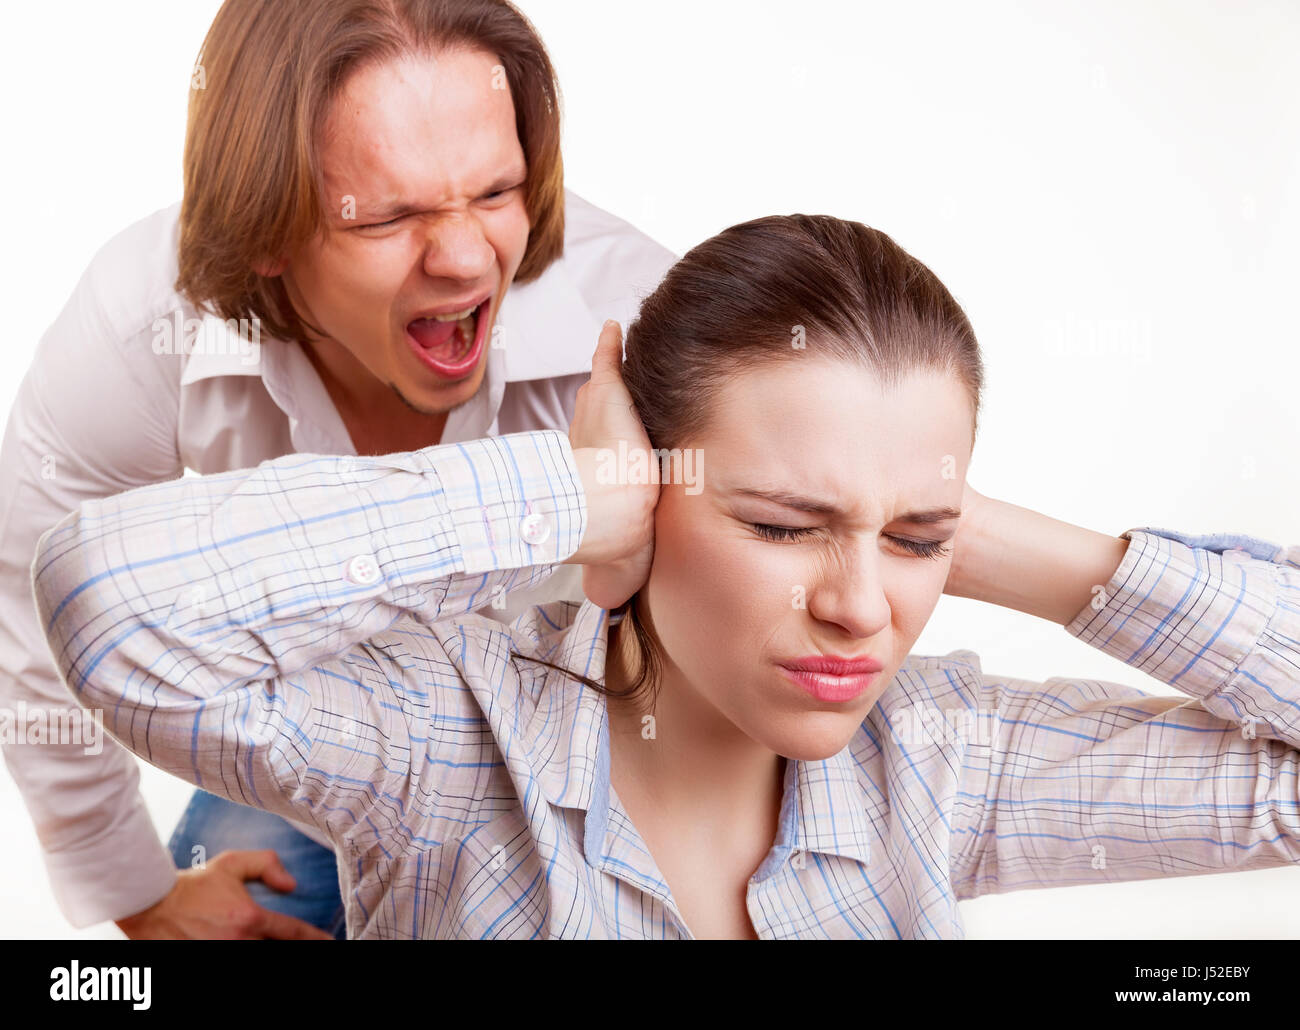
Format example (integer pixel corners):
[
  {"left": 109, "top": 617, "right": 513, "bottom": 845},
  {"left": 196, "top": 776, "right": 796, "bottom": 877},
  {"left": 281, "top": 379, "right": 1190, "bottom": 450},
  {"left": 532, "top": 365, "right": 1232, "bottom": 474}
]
[{"left": 642, "top": 356, "right": 974, "bottom": 761}]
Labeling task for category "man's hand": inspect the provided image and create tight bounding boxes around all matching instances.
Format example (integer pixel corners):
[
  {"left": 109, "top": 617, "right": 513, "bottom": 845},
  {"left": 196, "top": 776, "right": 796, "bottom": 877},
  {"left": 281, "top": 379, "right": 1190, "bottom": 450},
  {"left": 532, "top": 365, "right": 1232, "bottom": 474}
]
[
  {"left": 565, "top": 320, "right": 659, "bottom": 610},
  {"left": 114, "top": 849, "right": 334, "bottom": 939}
]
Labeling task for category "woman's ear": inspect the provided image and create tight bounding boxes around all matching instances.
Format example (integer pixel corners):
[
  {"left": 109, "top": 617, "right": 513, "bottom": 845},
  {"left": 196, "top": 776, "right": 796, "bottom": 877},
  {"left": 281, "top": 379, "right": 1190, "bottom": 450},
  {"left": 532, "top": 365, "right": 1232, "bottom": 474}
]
[{"left": 253, "top": 256, "right": 287, "bottom": 277}]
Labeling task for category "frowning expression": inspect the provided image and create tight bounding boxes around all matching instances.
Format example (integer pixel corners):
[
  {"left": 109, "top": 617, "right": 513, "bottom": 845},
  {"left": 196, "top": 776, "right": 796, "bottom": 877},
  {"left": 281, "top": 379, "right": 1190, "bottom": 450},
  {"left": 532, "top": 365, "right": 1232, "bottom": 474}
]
[{"left": 642, "top": 357, "right": 974, "bottom": 760}]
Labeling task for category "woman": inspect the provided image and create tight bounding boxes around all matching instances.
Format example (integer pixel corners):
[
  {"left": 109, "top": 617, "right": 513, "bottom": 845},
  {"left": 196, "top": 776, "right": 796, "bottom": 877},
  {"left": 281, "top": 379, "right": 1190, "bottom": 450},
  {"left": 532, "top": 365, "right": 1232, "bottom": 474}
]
[{"left": 32, "top": 216, "right": 1300, "bottom": 939}]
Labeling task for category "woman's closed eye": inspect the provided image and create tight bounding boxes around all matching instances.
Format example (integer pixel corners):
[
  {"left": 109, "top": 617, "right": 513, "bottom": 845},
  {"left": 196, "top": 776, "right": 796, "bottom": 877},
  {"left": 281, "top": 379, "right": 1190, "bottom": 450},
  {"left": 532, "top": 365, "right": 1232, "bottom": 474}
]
[
  {"left": 750, "top": 522, "right": 952, "bottom": 560},
  {"left": 750, "top": 522, "right": 816, "bottom": 543}
]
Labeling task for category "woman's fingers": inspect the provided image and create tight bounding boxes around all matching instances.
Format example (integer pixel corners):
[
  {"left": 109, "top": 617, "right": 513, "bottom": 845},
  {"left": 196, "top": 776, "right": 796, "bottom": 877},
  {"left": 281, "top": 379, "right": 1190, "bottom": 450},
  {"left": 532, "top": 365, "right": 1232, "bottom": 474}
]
[
  {"left": 564, "top": 318, "right": 659, "bottom": 608},
  {"left": 570, "top": 319, "right": 646, "bottom": 451},
  {"left": 589, "top": 320, "right": 624, "bottom": 384}
]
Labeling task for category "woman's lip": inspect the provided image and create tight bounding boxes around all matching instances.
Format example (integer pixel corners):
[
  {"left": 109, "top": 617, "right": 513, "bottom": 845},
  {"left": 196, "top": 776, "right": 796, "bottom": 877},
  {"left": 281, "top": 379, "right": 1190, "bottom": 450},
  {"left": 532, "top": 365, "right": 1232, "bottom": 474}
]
[
  {"left": 778, "top": 666, "right": 879, "bottom": 703},
  {"left": 779, "top": 655, "right": 884, "bottom": 675},
  {"left": 405, "top": 297, "right": 490, "bottom": 381}
]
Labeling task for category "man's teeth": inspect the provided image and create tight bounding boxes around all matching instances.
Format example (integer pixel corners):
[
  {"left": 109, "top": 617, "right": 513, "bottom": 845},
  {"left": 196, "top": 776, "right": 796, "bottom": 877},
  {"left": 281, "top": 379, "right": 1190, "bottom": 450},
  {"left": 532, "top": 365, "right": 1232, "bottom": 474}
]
[
  {"left": 454, "top": 313, "right": 475, "bottom": 348},
  {"left": 410, "top": 302, "right": 481, "bottom": 354},
  {"left": 430, "top": 304, "right": 478, "bottom": 322}
]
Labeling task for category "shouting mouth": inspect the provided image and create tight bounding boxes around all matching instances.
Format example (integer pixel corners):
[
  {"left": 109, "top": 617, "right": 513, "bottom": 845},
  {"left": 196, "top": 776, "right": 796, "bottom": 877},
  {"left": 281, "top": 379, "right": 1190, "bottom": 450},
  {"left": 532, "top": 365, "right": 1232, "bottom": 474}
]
[{"left": 406, "top": 295, "right": 491, "bottom": 381}]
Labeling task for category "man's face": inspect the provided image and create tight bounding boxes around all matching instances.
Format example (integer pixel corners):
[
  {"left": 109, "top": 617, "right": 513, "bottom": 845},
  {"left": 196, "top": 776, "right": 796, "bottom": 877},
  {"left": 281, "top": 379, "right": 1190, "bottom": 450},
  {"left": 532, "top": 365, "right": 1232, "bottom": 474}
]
[{"left": 278, "top": 47, "right": 531, "bottom": 414}]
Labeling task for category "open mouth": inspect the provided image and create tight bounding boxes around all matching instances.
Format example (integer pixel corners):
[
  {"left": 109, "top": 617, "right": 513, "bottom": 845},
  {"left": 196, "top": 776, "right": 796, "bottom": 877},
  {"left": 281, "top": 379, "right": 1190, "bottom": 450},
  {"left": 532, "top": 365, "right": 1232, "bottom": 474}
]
[{"left": 406, "top": 296, "right": 490, "bottom": 380}]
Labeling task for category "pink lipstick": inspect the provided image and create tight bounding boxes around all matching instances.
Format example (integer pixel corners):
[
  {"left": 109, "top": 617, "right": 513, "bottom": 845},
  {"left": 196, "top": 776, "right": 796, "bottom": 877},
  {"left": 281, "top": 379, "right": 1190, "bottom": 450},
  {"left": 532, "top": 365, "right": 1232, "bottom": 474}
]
[{"left": 777, "top": 655, "right": 884, "bottom": 703}]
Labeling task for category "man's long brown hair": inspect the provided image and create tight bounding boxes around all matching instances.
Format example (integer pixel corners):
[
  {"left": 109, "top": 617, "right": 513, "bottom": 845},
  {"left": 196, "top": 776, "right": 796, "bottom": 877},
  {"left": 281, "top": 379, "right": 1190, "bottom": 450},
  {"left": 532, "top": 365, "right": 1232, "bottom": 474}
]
[{"left": 176, "top": 0, "right": 566, "bottom": 344}]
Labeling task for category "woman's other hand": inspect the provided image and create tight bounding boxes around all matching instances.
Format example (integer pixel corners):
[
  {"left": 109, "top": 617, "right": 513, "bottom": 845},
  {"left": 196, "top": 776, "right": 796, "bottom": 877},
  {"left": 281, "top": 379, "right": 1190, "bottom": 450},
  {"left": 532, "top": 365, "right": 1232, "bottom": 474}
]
[
  {"left": 942, "top": 479, "right": 989, "bottom": 601},
  {"left": 942, "top": 480, "right": 1130, "bottom": 624},
  {"left": 565, "top": 320, "right": 659, "bottom": 609}
]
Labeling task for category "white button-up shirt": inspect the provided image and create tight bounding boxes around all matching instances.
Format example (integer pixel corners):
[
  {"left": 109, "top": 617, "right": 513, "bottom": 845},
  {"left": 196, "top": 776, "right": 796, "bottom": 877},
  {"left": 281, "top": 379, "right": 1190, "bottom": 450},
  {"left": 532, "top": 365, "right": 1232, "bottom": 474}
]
[{"left": 0, "top": 189, "right": 677, "bottom": 927}]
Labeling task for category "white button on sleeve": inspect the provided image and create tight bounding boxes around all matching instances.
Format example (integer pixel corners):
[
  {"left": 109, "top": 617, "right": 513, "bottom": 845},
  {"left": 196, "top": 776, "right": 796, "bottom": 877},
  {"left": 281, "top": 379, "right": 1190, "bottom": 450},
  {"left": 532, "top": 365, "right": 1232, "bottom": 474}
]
[
  {"left": 345, "top": 554, "right": 382, "bottom": 585},
  {"left": 520, "top": 512, "right": 553, "bottom": 546}
]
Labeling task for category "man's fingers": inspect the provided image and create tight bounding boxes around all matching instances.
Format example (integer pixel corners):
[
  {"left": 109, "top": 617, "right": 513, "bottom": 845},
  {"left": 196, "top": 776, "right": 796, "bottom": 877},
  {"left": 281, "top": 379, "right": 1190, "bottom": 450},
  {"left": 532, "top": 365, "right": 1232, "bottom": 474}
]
[
  {"left": 253, "top": 907, "right": 336, "bottom": 940},
  {"left": 213, "top": 848, "right": 297, "bottom": 893}
]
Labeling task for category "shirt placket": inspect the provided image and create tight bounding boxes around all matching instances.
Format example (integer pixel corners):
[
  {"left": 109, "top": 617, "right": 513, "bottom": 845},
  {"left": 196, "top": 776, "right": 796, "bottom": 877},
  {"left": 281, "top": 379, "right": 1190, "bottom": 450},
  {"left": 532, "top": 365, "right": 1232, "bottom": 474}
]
[
  {"left": 597, "top": 788, "right": 696, "bottom": 939},
  {"left": 259, "top": 338, "right": 357, "bottom": 455}
]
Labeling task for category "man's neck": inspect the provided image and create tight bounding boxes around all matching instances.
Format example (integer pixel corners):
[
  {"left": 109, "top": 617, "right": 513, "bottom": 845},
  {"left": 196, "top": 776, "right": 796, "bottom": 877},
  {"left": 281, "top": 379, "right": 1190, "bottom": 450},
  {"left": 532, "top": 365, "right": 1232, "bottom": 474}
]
[
  {"left": 300, "top": 336, "right": 449, "bottom": 456},
  {"left": 299, "top": 334, "right": 387, "bottom": 413}
]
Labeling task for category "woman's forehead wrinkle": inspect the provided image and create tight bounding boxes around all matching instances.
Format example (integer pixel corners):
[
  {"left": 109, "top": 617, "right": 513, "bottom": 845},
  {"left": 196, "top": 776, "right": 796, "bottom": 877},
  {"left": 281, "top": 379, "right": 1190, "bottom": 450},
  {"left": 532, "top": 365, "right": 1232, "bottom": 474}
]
[
  {"left": 700, "top": 358, "right": 968, "bottom": 517},
  {"left": 718, "top": 433, "right": 962, "bottom": 524}
]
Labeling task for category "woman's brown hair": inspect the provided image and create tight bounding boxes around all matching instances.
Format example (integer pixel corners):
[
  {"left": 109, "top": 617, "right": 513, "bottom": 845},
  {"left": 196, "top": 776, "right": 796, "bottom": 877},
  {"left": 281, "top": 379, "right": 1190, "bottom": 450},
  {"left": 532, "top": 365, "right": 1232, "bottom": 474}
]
[
  {"left": 176, "top": 0, "right": 565, "bottom": 344},
  {"left": 520, "top": 215, "right": 985, "bottom": 710}
]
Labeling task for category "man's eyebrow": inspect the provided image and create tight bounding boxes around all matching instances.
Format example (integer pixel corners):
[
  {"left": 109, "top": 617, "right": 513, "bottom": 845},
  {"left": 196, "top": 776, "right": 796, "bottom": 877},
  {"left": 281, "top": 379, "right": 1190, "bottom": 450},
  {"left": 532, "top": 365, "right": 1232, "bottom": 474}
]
[
  {"left": 731, "top": 487, "right": 961, "bottom": 523},
  {"left": 362, "top": 167, "right": 527, "bottom": 221},
  {"left": 363, "top": 200, "right": 420, "bottom": 221},
  {"left": 484, "top": 166, "right": 527, "bottom": 192}
]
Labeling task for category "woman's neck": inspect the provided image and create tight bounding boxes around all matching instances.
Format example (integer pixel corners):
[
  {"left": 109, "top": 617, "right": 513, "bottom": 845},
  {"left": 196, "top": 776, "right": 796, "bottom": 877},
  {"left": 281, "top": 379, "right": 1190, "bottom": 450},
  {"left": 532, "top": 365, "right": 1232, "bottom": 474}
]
[{"left": 603, "top": 618, "right": 787, "bottom": 852}]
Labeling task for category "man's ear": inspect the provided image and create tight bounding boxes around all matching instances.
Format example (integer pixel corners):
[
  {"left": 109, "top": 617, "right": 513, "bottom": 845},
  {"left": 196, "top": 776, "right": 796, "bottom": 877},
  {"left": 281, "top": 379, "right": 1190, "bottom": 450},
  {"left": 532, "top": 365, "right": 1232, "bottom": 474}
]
[{"left": 253, "top": 256, "right": 287, "bottom": 277}]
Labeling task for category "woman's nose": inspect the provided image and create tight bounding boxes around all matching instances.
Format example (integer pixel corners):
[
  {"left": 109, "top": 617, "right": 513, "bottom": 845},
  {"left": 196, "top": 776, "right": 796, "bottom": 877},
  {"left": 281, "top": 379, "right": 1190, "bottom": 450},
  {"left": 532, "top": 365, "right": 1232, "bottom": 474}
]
[{"left": 805, "top": 555, "right": 891, "bottom": 640}]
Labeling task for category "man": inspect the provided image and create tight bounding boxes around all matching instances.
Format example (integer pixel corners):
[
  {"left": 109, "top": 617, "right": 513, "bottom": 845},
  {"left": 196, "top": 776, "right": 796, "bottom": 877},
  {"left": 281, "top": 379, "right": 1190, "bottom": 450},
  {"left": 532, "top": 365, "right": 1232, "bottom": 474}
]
[{"left": 0, "top": 0, "right": 674, "bottom": 939}]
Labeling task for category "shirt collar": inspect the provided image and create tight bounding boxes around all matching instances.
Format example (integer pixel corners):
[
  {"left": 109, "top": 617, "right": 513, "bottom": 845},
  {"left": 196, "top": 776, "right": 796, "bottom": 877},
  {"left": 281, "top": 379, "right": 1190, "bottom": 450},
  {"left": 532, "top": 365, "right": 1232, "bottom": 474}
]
[
  {"left": 494, "top": 255, "right": 605, "bottom": 382},
  {"left": 526, "top": 600, "right": 874, "bottom": 872},
  {"left": 176, "top": 258, "right": 599, "bottom": 454},
  {"left": 177, "top": 313, "right": 265, "bottom": 385}
]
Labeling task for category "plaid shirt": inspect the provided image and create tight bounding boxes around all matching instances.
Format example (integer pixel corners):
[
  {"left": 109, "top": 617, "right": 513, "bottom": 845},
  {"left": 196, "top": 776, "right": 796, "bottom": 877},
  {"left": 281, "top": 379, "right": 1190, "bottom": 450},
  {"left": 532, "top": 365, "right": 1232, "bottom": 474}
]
[
  {"left": 0, "top": 189, "right": 675, "bottom": 927},
  {"left": 32, "top": 430, "right": 1300, "bottom": 938}
]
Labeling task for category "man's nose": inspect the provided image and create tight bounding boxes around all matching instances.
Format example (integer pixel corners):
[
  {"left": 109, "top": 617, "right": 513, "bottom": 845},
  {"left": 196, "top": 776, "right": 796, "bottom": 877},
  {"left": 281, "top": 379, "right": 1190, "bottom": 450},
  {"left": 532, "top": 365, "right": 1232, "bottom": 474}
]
[{"left": 421, "top": 212, "right": 494, "bottom": 282}]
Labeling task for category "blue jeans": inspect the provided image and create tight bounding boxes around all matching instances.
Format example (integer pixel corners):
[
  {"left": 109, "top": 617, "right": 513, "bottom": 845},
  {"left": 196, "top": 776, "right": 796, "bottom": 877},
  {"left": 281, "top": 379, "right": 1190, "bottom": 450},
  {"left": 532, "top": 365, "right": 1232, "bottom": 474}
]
[{"left": 167, "top": 789, "right": 347, "bottom": 939}]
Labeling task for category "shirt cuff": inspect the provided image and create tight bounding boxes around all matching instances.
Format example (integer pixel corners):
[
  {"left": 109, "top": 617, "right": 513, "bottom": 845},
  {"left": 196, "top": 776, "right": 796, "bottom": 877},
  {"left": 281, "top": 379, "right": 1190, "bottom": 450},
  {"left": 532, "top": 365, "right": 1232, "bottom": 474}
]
[
  {"left": 419, "top": 429, "right": 587, "bottom": 575},
  {"left": 1063, "top": 527, "right": 1276, "bottom": 698},
  {"left": 42, "top": 796, "right": 177, "bottom": 928}
]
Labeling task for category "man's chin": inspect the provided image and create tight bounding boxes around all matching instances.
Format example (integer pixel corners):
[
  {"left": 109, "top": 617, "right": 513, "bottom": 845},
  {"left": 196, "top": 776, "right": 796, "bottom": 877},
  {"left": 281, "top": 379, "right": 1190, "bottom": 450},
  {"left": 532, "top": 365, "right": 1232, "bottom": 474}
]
[{"left": 391, "top": 361, "right": 487, "bottom": 417}]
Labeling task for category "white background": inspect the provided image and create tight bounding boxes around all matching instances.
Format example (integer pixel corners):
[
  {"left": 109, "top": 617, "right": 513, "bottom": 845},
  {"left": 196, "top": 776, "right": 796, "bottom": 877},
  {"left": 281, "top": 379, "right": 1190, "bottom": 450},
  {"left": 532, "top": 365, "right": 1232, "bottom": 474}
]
[{"left": 1, "top": 0, "right": 1297, "bottom": 938}]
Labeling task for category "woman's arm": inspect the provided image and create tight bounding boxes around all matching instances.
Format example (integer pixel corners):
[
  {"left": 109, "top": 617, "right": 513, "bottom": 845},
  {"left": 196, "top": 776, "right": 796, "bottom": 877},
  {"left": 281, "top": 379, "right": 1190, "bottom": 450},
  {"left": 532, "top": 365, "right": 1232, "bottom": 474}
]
[
  {"left": 30, "top": 321, "right": 656, "bottom": 845},
  {"left": 943, "top": 487, "right": 1131, "bottom": 625},
  {"left": 31, "top": 430, "right": 588, "bottom": 839},
  {"left": 940, "top": 507, "right": 1300, "bottom": 895}
]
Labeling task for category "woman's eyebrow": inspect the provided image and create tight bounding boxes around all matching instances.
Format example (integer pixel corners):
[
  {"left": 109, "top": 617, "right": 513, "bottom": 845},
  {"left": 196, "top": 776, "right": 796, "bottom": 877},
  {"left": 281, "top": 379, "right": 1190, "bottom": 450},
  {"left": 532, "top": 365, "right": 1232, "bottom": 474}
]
[
  {"left": 896, "top": 507, "right": 963, "bottom": 525},
  {"left": 731, "top": 486, "right": 960, "bottom": 523},
  {"left": 732, "top": 487, "right": 839, "bottom": 515}
]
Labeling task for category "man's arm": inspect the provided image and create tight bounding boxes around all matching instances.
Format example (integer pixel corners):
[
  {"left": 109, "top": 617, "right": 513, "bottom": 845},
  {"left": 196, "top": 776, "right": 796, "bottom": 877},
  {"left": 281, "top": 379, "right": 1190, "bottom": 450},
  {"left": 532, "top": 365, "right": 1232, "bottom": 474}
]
[
  {"left": 3, "top": 241, "right": 329, "bottom": 938},
  {"left": 0, "top": 273, "right": 187, "bottom": 927}
]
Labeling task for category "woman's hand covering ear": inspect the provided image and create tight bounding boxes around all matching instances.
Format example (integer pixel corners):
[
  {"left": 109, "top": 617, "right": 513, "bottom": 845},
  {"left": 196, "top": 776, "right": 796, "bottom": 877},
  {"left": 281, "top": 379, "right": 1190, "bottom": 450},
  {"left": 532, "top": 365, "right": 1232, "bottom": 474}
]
[{"left": 565, "top": 321, "right": 660, "bottom": 610}]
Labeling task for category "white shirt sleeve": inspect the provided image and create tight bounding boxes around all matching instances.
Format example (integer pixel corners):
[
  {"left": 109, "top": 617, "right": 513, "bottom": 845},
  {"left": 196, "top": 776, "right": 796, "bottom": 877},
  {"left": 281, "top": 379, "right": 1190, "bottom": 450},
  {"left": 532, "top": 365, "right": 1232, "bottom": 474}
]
[{"left": 0, "top": 254, "right": 187, "bottom": 927}]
